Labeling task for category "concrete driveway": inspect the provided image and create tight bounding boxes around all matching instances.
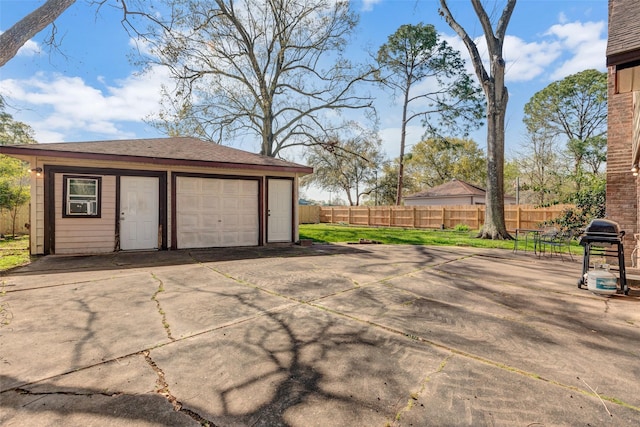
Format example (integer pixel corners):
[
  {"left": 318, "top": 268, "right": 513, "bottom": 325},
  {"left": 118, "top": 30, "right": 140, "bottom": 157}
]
[{"left": 1, "top": 244, "right": 640, "bottom": 426}]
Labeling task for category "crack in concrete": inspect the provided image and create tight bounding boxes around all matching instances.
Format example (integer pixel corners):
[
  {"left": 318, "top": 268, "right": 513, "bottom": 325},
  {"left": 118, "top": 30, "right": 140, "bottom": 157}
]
[
  {"left": 14, "top": 387, "right": 122, "bottom": 398},
  {"left": 143, "top": 350, "right": 217, "bottom": 427},
  {"left": 11, "top": 387, "right": 122, "bottom": 409},
  {"left": 150, "top": 273, "right": 174, "bottom": 341},
  {"left": 392, "top": 354, "right": 454, "bottom": 425}
]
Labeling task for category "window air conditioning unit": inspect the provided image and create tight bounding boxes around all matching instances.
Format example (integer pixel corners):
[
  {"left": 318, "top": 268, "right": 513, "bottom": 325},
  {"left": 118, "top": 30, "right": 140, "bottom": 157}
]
[{"left": 69, "top": 200, "right": 95, "bottom": 215}]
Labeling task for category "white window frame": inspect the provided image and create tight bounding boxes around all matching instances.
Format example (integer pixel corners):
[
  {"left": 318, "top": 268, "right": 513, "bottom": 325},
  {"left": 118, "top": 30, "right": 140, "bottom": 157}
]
[{"left": 63, "top": 175, "right": 101, "bottom": 218}]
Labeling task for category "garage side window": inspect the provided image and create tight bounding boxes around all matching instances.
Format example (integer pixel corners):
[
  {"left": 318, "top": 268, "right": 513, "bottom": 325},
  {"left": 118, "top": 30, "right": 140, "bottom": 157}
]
[{"left": 63, "top": 175, "right": 101, "bottom": 218}]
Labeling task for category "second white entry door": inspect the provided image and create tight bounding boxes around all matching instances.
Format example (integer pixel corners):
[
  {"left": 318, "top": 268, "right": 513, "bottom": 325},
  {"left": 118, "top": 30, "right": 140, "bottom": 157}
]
[
  {"left": 120, "top": 176, "right": 159, "bottom": 250},
  {"left": 268, "top": 179, "right": 292, "bottom": 242}
]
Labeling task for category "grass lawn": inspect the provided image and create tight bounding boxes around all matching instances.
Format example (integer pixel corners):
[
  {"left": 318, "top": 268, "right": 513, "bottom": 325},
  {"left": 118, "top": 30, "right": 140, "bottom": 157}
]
[
  {"left": 0, "top": 236, "right": 31, "bottom": 272},
  {"left": 299, "top": 223, "right": 581, "bottom": 254}
]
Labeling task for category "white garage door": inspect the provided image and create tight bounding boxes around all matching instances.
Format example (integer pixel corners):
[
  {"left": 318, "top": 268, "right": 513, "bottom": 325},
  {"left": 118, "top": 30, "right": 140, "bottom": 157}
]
[{"left": 176, "top": 177, "right": 259, "bottom": 248}]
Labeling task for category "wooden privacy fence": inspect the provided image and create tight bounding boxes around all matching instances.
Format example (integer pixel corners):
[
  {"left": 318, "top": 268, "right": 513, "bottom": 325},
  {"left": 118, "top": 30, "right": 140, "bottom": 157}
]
[
  {"left": 0, "top": 205, "right": 30, "bottom": 236},
  {"left": 299, "top": 204, "right": 573, "bottom": 232}
]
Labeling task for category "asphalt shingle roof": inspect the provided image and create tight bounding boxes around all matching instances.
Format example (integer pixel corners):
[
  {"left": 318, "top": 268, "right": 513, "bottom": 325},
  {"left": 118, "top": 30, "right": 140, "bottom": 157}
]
[
  {"left": 0, "top": 137, "right": 312, "bottom": 173},
  {"left": 404, "top": 179, "right": 486, "bottom": 199},
  {"left": 607, "top": 0, "right": 640, "bottom": 65}
]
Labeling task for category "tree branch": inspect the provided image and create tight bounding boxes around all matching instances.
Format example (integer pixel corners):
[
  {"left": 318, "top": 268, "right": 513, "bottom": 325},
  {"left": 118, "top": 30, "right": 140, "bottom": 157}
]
[{"left": 0, "top": 0, "right": 76, "bottom": 67}]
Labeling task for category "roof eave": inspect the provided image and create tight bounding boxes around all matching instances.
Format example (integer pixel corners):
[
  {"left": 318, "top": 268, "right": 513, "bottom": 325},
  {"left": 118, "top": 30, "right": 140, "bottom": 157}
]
[
  {"left": 607, "top": 49, "right": 640, "bottom": 67},
  {"left": 0, "top": 146, "right": 314, "bottom": 174}
]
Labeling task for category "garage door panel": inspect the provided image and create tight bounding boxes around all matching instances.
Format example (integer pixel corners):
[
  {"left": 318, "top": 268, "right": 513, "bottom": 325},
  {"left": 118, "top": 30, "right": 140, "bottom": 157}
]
[
  {"left": 179, "top": 233, "right": 197, "bottom": 248},
  {"left": 222, "top": 180, "right": 239, "bottom": 193},
  {"left": 200, "top": 232, "right": 221, "bottom": 246},
  {"left": 202, "top": 179, "right": 220, "bottom": 193},
  {"left": 202, "top": 197, "right": 222, "bottom": 209},
  {"left": 178, "top": 214, "right": 198, "bottom": 228},
  {"left": 222, "top": 198, "right": 239, "bottom": 210},
  {"left": 176, "top": 177, "right": 258, "bottom": 248},
  {"left": 178, "top": 194, "right": 202, "bottom": 206},
  {"left": 239, "top": 215, "right": 258, "bottom": 227},
  {"left": 222, "top": 215, "right": 239, "bottom": 228},
  {"left": 178, "top": 178, "right": 199, "bottom": 192},
  {"left": 202, "top": 216, "right": 221, "bottom": 228}
]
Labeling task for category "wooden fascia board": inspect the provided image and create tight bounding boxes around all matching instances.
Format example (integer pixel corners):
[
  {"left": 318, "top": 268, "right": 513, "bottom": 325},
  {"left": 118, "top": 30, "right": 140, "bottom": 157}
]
[{"left": 607, "top": 49, "right": 640, "bottom": 67}]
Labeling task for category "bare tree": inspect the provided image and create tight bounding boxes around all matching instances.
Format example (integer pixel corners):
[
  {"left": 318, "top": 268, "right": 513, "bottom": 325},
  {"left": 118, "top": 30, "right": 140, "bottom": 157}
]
[
  {"left": 303, "top": 124, "right": 384, "bottom": 206},
  {"left": 0, "top": 0, "right": 76, "bottom": 67},
  {"left": 439, "top": 0, "right": 516, "bottom": 239},
  {"left": 516, "top": 129, "right": 563, "bottom": 205},
  {"left": 144, "top": 0, "right": 374, "bottom": 158}
]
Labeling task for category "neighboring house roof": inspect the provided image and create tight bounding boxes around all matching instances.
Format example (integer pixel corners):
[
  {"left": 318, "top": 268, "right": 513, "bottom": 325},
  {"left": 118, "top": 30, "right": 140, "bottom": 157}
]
[
  {"left": 404, "top": 179, "right": 486, "bottom": 200},
  {"left": 607, "top": 0, "right": 640, "bottom": 66},
  {"left": 0, "top": 137, "right": 313, "bottom": 174}
]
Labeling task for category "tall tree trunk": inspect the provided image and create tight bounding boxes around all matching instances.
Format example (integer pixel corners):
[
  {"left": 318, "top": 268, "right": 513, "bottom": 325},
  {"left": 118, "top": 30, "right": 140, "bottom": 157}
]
[
  {"left": 439, "top": 0, "right": 515, "bottom": 240},
  {"left": 395, "top": 86, "right": 411, "bottom": 205},
  {"left": 481, "top": 85, "right": 508, "bottom": 238}
]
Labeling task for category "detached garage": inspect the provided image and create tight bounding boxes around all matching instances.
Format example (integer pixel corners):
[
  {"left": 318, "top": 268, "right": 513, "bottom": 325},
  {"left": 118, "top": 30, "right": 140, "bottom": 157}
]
[{"left": 0, "top": 137, "right": 312, "bottom": 255}]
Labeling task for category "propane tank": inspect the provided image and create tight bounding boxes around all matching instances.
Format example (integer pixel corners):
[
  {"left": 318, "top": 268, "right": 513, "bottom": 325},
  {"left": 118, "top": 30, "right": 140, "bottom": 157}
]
[{"left": 587, "top": 264, "right": 618, "bottom": 296}]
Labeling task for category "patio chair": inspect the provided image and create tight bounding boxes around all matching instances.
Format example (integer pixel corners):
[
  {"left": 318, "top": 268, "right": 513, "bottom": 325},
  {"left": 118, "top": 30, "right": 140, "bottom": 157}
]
[{"left": 538, "top": 228, "right": 575, "bottom": 261}]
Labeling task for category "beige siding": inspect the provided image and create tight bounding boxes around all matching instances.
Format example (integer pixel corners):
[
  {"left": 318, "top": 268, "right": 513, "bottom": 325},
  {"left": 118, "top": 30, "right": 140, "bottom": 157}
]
[{"left": 54, "top": 173, "right": 116, "bottom": 254}]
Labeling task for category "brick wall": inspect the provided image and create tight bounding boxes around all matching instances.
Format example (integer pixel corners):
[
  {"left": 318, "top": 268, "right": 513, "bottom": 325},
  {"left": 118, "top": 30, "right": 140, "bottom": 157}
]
[{"left": 606, "top": 66, "right": 638, "bottom": 266}]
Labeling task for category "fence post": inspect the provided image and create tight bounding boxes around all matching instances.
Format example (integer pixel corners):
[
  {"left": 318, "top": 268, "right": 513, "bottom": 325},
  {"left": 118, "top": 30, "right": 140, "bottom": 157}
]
[
  {"left": 367, "top": 207, "right": 371, "bottom": 226},
  {"left": 330, "top": 207, "right": 334, "bottom": 224},
  {"left": 412, "top": 207, "right": 417, "bottom": 228},
  {"left": 441, "top": 207, "right": 446, "bottom": 229},
  {"left": 388, "top": 207, "right": 392, "bottom": 227}
]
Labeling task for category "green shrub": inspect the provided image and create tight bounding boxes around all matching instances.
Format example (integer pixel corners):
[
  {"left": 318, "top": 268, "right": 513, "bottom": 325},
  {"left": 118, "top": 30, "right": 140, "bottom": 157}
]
[{"left": 543, "top": 175, "right": 605, "bottom": 233}]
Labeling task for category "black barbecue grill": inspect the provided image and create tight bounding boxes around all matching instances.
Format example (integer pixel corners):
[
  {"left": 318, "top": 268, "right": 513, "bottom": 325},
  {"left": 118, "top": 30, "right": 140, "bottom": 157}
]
[{"left": 577, "top": 219, "right": 628, "bottom": 294}]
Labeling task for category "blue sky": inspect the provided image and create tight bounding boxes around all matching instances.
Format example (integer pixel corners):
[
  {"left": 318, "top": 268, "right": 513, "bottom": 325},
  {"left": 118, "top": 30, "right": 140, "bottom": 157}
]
[{"left": 0, "top": 0, "right": 608, "bottom": 199}]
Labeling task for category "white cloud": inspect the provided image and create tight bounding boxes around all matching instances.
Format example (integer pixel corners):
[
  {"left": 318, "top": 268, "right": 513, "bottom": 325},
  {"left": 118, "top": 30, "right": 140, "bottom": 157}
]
[
  {"left": 19, "top": 39, "right": 41, "bottom": 57},
  {"left": 546, "top": 20, "right": 604, "bottom": 49},
  {"left": 0, "top": 65, "right": 172, "bottom": 143},
  {"left": 545, "top": 21, "right": 607, "bottom": 79},
  {"left": 361, "top": 0, "right": 382, "bottom": 12},
  {"left": 440, "top": 18, "right": 606, "bottom": 84},
  {"left": 503, "top": 35, "right": 562, "bottom": 82},
  {"left": 558, "top": 12, "right": 568, "bottom": 24}
]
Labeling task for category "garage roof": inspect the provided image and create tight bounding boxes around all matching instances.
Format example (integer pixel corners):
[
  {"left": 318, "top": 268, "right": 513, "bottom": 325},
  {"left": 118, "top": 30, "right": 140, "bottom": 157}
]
[{"left": 0, "top": 137, "right": 313, "bottom": 174}]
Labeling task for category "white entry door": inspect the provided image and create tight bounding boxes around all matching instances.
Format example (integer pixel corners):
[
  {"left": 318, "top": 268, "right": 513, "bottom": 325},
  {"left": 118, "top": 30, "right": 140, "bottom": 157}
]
[
  {"left": 120, "top": 176, "right": 159, "bottom": 250},
  {"left": 268, "top": 179, "right": 292, "bottom": 242}
]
